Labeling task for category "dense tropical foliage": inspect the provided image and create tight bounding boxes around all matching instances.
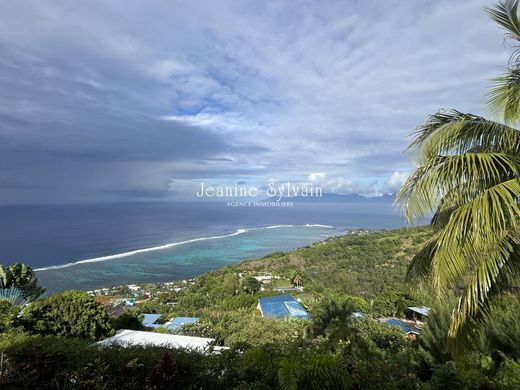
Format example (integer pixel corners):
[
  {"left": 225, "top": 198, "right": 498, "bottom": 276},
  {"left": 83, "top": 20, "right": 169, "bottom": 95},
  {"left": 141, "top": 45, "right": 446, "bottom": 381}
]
[
  {"left": 396, "top": 0, "right": 520, "bottom": 351},
  {"left": 0, "top": 263, "right": 45, "bottom": 304},
  {"left": 20, "top": 290, "right": 114, "bottom": 340},
  {"left": 1, "top": 226, "right": 520, "bottom": 388}
]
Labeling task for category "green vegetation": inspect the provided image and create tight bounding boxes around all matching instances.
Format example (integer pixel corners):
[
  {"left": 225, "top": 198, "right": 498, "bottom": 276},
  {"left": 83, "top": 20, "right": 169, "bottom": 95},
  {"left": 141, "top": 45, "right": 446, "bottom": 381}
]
[
  {"left": 21, "top": 291, "right": 114, "bottom": 340},
  {"left": 0, "top": 262, "right": 45, "bottom": 303},
  {"left": 0, "top": 223, "right": 519, "bottom": 388},
  {"left": 240, "top": 227, "right": 431, "bottom": 300},
  {"left": 1, "top": 2, "right": 520, "bottom": 388},
  {"left": 396, "top": 0, "right": 520, "bottom": 349}
]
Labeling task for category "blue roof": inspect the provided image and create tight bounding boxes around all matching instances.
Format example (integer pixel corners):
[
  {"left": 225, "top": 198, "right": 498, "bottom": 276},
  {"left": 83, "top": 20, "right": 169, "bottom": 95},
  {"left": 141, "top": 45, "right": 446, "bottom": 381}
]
[
  {"left": 258, "top": 294, "right": 309, "bottom": 320},
  {"left": 385, "top": 319, "right": 418, "bottom": 334},
  {"left": 166, "top": 317, "right": 199, "bottom": 331},
  {"left": 142, "top": 313, "right": 161, "bottom": 328}
]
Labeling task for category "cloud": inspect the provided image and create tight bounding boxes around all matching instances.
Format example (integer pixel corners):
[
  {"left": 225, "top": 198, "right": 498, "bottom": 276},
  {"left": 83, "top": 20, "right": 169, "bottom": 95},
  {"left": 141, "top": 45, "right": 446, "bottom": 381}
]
[
  {"left": 381, "top": 172, "right": 408, "bottom": 194},
  {"left": 308, "top": 172, "right": 377, "bottom": 195},
  {"left": 0, "top": 0, "right": 509, "bottom": 203},
  {"left": 308, "top": 173, "right": 326, "bottom": 184}
]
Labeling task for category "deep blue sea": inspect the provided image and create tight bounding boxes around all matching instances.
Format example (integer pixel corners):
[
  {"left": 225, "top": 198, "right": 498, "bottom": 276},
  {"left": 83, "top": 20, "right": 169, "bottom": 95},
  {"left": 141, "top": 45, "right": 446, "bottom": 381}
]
[{"left": 0, "top": 200, "right": 405, "bottom": 294}]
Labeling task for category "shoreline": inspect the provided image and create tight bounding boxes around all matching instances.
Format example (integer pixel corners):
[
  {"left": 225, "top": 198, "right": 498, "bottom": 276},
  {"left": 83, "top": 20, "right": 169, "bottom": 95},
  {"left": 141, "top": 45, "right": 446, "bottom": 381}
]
[
  {"left": 35, "top": 224, "right": 336, "bottom": 272},
  {"left": 86, "top": 227, "right": 373, "bottom": 296}
]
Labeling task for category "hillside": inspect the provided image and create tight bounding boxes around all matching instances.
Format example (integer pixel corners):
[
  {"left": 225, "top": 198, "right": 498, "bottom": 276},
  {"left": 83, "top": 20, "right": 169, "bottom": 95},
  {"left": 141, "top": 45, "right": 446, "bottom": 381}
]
[
  {"left": 236, "top": 226, "right": 431, "bottom": 298},
  {"left": 94, "top": 226, "right": 435, "bottom": 347}
]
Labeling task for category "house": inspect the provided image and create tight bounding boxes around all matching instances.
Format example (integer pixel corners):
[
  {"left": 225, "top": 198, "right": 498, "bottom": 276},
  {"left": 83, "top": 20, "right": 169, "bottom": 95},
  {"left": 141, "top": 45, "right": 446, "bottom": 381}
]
[
  {"left": 96, "top": 329, "right": 226, "bottom": 353},
  {"left": 383, "top": 318, "right": 421, "bottom": 339},
  {"left": 257, "top": 294, "right": 309, "bottom": 320},
  {"left": 165, "top": 317, "right": 199, "bottom": 331},
  {"left": 142, "top": 313, "right": 162, "bottom": 328},
  {"left": 406, "top": 306, "right": 430, "bottom": 322},
  {"left": 253, "top": 275, "right": 274, "bottom": 282},
  {"left": 272, "top": 286, "right": 304, "bottom": 293},
  {"left": 108, "top": 302, "right": 127, "bottom": 317}
]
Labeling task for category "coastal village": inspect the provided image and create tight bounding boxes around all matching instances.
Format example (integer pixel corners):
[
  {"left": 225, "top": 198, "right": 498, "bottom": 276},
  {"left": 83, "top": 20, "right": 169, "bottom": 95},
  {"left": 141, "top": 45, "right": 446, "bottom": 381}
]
[{"left": 88, "top": 266, "right": 431, "bottom": 351}]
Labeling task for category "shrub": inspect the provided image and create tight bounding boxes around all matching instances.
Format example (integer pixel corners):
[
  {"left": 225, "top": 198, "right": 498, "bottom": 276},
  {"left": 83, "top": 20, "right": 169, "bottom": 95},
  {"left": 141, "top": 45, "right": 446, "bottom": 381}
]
[
  {"left": 21, "top": 291, "right": 114, "bottom": 340},
  {"left": 430, "top": 362, "right": 462, "bottom": 390},
  {"left": 111, "top": 312, "right": 143, "bottom": 331}
]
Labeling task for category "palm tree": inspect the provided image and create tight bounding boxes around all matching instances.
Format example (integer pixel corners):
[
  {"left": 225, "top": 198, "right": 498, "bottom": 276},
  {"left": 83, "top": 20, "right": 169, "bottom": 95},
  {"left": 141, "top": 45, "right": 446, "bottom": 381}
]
[
  {"left": 0, "top": 286, "right": 26, "bottom": 306},
  {"left": 307, "top": 297, "right": 355, "bottom": 342},
  {"left": 291, "top": 274, "right": 303, "bottom": 287},
  {"left": 396, "top": 0, "right": 520, "bottom": 352},
  {"left": 0, "top": 263, "right": 45, "bottom": 302}
]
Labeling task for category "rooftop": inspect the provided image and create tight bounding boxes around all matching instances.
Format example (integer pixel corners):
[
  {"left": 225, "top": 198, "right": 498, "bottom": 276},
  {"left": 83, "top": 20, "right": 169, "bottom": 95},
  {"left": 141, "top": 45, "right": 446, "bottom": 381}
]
[
  {"left": 142, "top": 313, "right": 162, "bottom": 328},
  {"left": 96, "top": 329, "right": 220, "bottom": 352},
  {"left": 166, "top": 317, "right": 199, "bottom": 331},
  {"left": 384, "top": 319, "right": 420, "bottom": 334},
  {"left": 407, "top": 306, "right": 430, "bottom": 317},
  {"left": 257, "top": 294, "right": 309, "bottom": 320}
]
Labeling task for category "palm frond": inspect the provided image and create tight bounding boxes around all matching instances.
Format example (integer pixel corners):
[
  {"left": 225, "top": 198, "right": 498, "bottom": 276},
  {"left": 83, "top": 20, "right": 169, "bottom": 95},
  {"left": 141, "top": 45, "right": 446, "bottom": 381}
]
[
  {"left": 406, "top": 234, "right": 438, "bottom": 281},
  {"left": 409, "top": 110, "right": 520, "bottom": 161},
  {"left": 446, "top": 231, "right": 520, "bottom": 355},
  {"left": 485, "top": 0, "right": 520, "bottom": 48},
  {"left": 0, "top": 286, "right": 27, "bottom": 306},
  {"left": 431, "top": 175, "right": 518, "bottom": 231},
  {"left": 399, "top": 0, "right": 520, "bottom": 355},
  {"left": 427, "top": 179, "right": 519, "bottom": 288},
  {"left": 396, "top": 153, "right": 520, "bottom": 222},
  {"left": 487, "top": 68, "right": 520, "bottom": 124}
]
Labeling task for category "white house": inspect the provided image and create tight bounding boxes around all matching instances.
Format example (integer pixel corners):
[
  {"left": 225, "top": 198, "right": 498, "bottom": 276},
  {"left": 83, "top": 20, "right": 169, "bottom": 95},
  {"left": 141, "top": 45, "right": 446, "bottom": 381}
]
[{"left": 96, "top": 329, "right": 226, "bottom": 353}]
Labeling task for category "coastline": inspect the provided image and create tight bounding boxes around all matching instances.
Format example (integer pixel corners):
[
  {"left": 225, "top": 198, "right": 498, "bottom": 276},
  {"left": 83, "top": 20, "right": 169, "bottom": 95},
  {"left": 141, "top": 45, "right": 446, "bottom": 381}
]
[
  {"left": 34, "top": 224, "right": 335, "bottom": 272},
  {"left": 35, "top": 224, "right": 340, "bottom": 294},
  {"left": 86, "top": 226, "right": 371, "bottom": 296}
]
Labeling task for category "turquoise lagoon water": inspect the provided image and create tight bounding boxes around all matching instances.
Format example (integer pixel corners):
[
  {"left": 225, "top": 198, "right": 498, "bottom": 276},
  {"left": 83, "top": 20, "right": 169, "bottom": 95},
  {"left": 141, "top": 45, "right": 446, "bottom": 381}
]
[
  {"left": 0, "top": 200, "right": 405, "bottom": 294},
  {"left": 36, "top": 225, "right": 335, "bottom": 294}
]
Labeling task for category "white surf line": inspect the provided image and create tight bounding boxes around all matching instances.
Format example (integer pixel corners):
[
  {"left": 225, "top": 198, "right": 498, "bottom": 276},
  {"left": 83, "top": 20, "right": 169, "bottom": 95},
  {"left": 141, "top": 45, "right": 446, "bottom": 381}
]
[
  {"left": 303, "top": 224, "right": 334, "bottom": 228},
  {"left": 263, "top": 224, "right": 295, "bottom": 229},
  {"left": 35, "top": 229, "right": 248, "bottom": 271},
  {"left": 35, "top": 223, "right": 335, "bottom": 272}
]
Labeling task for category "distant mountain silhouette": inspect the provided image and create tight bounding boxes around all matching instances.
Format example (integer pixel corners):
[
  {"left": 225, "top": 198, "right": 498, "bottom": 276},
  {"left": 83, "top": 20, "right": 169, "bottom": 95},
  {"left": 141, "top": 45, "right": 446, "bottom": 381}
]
[{"left": 262, "top": 193, "right": 396, "bottom": 203}]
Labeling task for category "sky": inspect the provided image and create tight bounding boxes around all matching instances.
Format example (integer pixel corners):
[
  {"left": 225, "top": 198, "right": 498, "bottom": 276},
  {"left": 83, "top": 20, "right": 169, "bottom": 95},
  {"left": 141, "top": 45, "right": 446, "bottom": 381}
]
[{"left": 0, "top": 0, "right": 510, "bottom": 204}]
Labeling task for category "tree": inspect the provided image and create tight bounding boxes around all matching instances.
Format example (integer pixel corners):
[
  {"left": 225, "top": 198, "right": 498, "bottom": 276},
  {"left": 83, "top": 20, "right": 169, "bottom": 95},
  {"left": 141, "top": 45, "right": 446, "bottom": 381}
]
[
  {"left": 430, "top": 362, "right": 462, "bottom": 390},
  {"left": 0, "top": 301, "right": 21, "bottom": 332},
  {"left": 0, "top": 263, "right": 45, "bottom": 302},
  {"left": 415, "top": 305, "right": 452, "bottom": 379},
  {"left": 495, "top": 359, "right": 520, "bottom": 389},
  {"left": 396, "top": 0, "right": 520, "bottom": 351},
  {"left": 111, "top": 311, "right": 143, "bottom": 331},
  {"left": 21, "top": 291, "right": 113, "bottom": 340},
  {"left": 307, "top": 297, "right": 355, "bottom": 342},
  {"left": 223, "top": 314, "right": 306, "bottom": 347},
  {"left": 277, "top": 354, "right": 348, "bottom": 390},
  {"left": 0, "top": 287, "right": 26, "bottom": 306},
  {"left": 146, "top": 352, "right": 178, "bottom": 390},
  {"left": 291, "top": 274, "right": 303, "bottom": 287},
  {"left": 241, "top": 276, "right": 261, "bottom": 294}
]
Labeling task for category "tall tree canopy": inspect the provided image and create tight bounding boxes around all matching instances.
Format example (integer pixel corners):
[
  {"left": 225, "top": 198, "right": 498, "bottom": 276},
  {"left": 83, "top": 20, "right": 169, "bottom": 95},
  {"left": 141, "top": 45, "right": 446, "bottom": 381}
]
[{"left": 396, "top": 0, "right": 520, "bottom": 352}]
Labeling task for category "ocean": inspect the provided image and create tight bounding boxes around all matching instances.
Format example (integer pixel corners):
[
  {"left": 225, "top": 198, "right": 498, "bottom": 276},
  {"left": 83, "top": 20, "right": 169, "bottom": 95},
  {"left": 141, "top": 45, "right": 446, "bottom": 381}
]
[{"left": 0, "top": 200, "right": 405, "bottom": 294}]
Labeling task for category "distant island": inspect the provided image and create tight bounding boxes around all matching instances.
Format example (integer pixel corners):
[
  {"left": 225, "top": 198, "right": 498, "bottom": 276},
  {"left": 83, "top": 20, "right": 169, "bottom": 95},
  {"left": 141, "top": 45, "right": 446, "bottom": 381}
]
[{"left": 278, "top": 192, "right": 396, "bottom": 203}]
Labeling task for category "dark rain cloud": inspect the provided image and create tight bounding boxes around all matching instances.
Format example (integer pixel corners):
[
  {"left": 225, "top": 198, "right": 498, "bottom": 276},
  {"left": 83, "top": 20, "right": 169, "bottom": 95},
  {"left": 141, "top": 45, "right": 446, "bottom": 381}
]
[{"left": 0, "top": 0, "right": 510, "bottom": 202}]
